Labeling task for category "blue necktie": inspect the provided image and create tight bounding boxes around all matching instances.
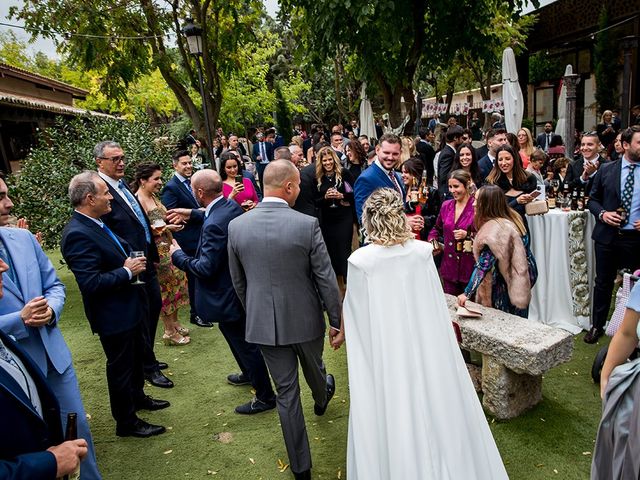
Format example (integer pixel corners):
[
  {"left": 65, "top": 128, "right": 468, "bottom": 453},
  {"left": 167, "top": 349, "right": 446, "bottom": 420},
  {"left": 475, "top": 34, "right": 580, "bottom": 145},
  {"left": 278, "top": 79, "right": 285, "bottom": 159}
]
[
  {"left": 118, "top": 180, "right": 151, "bottom": 243},
  {"left": 184, "top": 179, "right": 197, "bottom": 201},
  {"left": 621, "top": 164, "right": 636, "bottom": 227},
  {"left": 0, "top": 240, "right": 19, "bottom": 287},
  {"left": 102, "top": 223, "right": 127, "bottom": 255}
]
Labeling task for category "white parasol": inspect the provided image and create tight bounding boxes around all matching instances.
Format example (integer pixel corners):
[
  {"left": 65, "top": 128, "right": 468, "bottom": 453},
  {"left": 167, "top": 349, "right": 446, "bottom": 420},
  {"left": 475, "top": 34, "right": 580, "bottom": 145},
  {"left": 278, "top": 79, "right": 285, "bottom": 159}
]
[
  {"left": 359, "top": 83, "right": 377, "bottom": 140},
  {"left": 501, "top": 47, "right": 524, "bottom": 134},
  {"left": 554, "top": 65, "right": 572, "bottom": 140}
]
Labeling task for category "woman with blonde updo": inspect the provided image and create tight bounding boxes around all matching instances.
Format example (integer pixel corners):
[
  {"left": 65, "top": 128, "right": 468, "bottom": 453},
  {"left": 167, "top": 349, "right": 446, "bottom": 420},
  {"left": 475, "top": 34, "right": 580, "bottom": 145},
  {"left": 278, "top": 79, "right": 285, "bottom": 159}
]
[{"left": 343, "top": 187, "right": 508, "bottom": 480}]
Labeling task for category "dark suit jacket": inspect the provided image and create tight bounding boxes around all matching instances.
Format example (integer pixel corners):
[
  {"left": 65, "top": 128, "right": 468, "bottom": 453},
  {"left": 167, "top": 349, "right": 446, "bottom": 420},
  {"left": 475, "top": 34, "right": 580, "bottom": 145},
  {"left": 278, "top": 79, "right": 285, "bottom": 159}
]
[
  {"left": 565, "top": 155, "right": 604, "bottom": 195},
  {"left": 251, "top": 141, "right": 274, "bottom": 163},
  {"left": 172, "top": 198, "right": 244, "bottom": 324},
  {"left": 100, "top": 177, "right": 159, "bottom": 266},
  {"left": 160, "top": 174, "right": 203, "bottom": 254},
  {"left": 416, "top": 140, "right": 435, "bottom": 183},
  {"left": 536, "top": 132, "right": 552, "bottom": 150},
  {"left": 437, "top": 144, "right": 457, "bottom": 197},
  {"left": 478, "top": 154, "right": 494, "bottom": 181},
  {"left": 293, "top": 164, "right": 320, "bottom": 218},
  {"left": 61, "top": 212, "right": 145, "bottom": 336},
  {"left": 475, "top": 144, "right": 489, "bottom": 162},
  {"left": 0, "top": 330, "right": 62, "bottom": 480},
  {"left": 588, "top": 159, "right": 623, "bottom": 245},
  {"left": 354, "top": 163, "right": 406, "bottom": 222}
]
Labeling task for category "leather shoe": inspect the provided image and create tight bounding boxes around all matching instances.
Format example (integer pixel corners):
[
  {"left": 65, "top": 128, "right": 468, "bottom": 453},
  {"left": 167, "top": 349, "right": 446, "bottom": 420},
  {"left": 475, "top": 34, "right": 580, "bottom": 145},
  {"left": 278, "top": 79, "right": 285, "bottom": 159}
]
[
  {"left": 235, "top": 397, "right": 276, "bottom": 414},
  {"left": 116, "top": 418, "right": 166, "bottom": 438},
  {"left": 157, "top": 362, "right": 168, "bottom": 370},
  {"left": 584, "top": 327, "right": 604, "bottom": 344},
  {"left": 135, "top": 395, "right": 170, "bottom": 411},
  {"left": 190, "top": 316, "right": 214, "bottom": 328},
  {"left": 293, "top": 470, "right": 311, "bottom": 480},
  {"left": 314, "top": 374, "right": 335, "bottom": 416},
  {"left": 227, "top": 373, "right": 250, "bottom": 386},
  {"left": 145, "top": 370, "right": 174, "bottom": 389}
]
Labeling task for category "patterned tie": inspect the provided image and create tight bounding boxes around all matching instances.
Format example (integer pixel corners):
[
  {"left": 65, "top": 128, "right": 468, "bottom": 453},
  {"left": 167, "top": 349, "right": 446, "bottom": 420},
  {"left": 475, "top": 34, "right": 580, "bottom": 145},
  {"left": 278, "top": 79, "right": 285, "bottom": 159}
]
[
  {"left": 0, "top": 240, "right": 18, "bottom": 286},
  {"left": 102, "top": 223, "right": 127, "bottom": 255},
  {"left": 0, "top": 340, "right": 16, "bottom": 365},
  {"left": 118, "top": 180, "right": 151, "bottom": 243},
  {"left": 388, "top": 171, "right": 402, "bottom": 196},
  {"left": 621, "top": 163, "right": 636, "bottom": 226}
]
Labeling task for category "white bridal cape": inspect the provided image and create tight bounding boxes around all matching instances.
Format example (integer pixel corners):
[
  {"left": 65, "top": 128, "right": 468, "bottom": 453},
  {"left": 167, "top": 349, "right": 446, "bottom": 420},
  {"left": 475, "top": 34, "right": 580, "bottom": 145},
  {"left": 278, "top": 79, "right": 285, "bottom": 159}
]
[{"left": 344, "top": 240, "right": 509, "bottom": 480}]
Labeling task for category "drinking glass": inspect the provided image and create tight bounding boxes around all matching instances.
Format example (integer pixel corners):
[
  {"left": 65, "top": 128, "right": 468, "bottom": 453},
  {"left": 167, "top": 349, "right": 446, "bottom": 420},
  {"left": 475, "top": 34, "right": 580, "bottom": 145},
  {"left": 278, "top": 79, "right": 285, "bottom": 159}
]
[{"left": 129, "top": 251, "right": 146, "bottom": 285}]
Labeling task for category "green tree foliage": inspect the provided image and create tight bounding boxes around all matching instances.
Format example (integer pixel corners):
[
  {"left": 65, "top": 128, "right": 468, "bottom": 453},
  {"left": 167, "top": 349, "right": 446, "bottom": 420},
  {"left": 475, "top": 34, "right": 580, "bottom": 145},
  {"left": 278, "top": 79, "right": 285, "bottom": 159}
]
[
  {"left": 528, "top": 51, "right": 564, "bottom": 85},
  {"left": 274, "top": 82, "right": 293, "bottom": 144},
  {"left": 9, "top": 118, "right": 175, "bottom": 247},
  {"left": 594, "top": 5, "right": 619, "bottom": 113}
]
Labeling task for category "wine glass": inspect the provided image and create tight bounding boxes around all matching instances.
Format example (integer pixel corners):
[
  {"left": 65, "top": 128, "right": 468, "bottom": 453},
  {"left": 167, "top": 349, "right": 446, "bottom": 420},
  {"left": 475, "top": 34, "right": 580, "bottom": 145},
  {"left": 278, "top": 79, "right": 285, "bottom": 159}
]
[
  {"left": 328, "top": 177, "right": 339, "bottom": 208},
  {"left": 129, "top": 251, "right": 146, "bottom": 285}
]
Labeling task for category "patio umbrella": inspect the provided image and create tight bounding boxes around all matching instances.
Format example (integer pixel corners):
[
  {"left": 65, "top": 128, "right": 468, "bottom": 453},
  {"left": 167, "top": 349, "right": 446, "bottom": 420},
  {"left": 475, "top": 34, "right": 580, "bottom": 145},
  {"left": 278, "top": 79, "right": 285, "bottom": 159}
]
[
  {"left": 501, "top": 47, "right": 524, "bottom": 133},
  {"left": 359, "top": 83, "right": 377, "bottom": 140},
  {"left": 555, "top": 65, "right": 572, "bottom": 141}
]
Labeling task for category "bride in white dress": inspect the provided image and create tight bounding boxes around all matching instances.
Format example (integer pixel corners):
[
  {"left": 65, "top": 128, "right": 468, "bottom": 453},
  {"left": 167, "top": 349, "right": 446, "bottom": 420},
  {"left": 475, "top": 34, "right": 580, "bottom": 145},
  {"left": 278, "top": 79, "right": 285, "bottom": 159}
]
[{"left": 343, "top": 188, "right": 509, "bottom": 480}]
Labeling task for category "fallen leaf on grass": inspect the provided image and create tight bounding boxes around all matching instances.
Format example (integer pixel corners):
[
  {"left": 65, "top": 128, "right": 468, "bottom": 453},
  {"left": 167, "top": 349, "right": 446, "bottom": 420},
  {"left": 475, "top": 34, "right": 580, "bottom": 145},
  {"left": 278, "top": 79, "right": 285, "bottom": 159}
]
[
  {"left": 164, "top": 450, "right": 173, "bottom": 455},
  {"left": 86, "top": 413, "right": 92, "bottom": 420},
  {"left": 553, "top": 469, "right": 558, "bottom": 474},
  {"left": 207, "top": 470, "right": 218, "bottom": 475},
  {"left": 582, "top": 451, "right": 591, "bottom": 456},
  {"left": 337, "top": 469, "right": 342, "bottom": 479},
  {"left": 535, "top": 464, "right": 544, "bottom": 467},
  {"left": 277, "top": 459, "right": 289, "bottom": 472},
  {"left": 249, "top": 458, "right": 255, "bottom": 465}
]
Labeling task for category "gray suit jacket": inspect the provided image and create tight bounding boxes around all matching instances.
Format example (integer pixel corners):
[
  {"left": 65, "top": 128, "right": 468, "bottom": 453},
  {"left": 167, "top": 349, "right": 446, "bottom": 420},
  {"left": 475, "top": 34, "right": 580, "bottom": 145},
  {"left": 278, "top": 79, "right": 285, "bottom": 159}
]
[{"left": 228, "top": 201, "right": 341, "bottom": 346}]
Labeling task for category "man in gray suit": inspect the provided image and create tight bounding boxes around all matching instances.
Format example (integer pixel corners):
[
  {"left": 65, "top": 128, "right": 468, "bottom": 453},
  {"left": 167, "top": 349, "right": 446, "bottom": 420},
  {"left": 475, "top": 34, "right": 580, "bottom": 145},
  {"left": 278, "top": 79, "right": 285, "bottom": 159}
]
[{"left": 228, "top": 161, "right": 344, "bottom": 480}]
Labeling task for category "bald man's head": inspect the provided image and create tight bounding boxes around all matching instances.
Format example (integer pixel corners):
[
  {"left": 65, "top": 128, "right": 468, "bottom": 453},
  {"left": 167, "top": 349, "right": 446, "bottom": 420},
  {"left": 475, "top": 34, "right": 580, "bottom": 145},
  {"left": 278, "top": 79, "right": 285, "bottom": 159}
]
[
  {"left": 263, "top": 160, "right": 300, "bottom": 206},
  {"left": 191, "top": 169, "right": 222, "bottom": 206}
]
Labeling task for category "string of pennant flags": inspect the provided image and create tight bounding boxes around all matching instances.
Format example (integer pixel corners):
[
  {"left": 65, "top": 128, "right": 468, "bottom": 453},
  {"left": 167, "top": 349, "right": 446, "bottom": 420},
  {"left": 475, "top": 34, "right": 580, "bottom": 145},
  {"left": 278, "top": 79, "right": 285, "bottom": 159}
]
[{"left": 421, "top": 99, "right": 504, "bottom": 117}]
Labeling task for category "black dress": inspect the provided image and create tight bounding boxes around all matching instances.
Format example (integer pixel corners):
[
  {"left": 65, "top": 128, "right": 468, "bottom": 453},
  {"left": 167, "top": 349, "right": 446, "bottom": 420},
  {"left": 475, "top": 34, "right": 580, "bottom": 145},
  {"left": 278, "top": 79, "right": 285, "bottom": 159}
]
[{"left": 316, "top": 168, "right": 356, "bottom": 277}]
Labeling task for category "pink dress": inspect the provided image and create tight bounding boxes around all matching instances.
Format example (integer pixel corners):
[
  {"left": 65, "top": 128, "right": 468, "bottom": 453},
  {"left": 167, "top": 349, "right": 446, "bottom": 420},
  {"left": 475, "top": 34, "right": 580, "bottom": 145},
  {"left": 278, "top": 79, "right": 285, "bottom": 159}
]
[{"left": 222, "top": 178, "right": 259, "bottom": 205}]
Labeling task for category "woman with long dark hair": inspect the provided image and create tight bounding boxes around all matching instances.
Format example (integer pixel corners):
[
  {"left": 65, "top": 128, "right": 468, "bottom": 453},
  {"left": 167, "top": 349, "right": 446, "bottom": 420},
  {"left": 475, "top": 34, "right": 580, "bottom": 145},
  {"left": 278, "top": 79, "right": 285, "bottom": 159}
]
[
  {"left": 345, "top": 138, "right": 367, "bottom": 180},
  {"left": 451, "top": 143, "right": 482, "bottom": 190},
  {"left": 400, "top": 157, "right": 440, "bottom": 238}
]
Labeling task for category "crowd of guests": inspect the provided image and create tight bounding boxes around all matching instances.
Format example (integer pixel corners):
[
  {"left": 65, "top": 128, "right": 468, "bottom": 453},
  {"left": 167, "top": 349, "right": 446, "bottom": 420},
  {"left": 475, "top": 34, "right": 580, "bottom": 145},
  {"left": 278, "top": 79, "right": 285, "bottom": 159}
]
[{"left": 2, "top": 109, "right": 640, "bottom": 478}]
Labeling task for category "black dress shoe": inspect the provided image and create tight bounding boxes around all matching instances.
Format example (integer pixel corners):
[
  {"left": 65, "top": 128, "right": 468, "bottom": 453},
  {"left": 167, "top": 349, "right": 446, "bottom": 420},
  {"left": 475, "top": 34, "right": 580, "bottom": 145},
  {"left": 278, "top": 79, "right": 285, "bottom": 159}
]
[
  {"left": 227, "top": 373, "right": 250, "bottom": 386},
  {"left": 157, "top": 362, "right": 168, "bottom": 370},
  {"left": 584, "top": 327, "right": 604, "bottom": 344},
  {"left": 135, "top": 395, "right": 170, "bottom": 411},
  {"left": 314, "top": 373, "right": 335, "bottom": 416},
  {"left": 235, "top": 397, "right": 276, "bottom": 414},
  {"left": 116, "top": 419, "right": 166, "bottom": 438},
  {"left": 293, "top": 469, "right": 311, "bottom": 480},
  {"left": 145, "top": 370, "right": 174, "bottom": 389},
  {"left": 190, "top": 316, "right": 214, "bottom": 328}
]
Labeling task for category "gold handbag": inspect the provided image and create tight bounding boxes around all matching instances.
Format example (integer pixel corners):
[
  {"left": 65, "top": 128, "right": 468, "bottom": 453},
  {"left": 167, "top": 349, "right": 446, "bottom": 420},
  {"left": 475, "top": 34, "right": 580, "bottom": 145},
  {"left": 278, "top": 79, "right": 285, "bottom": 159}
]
[{"left": 525, "top": 200, "right": 549, "bottom": 216}]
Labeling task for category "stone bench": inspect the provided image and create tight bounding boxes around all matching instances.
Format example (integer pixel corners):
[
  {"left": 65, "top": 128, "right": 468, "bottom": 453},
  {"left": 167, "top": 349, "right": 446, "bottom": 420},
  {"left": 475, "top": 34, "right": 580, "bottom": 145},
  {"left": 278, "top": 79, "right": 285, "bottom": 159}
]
[{"left": 445, "top": 295, "right": 574, "bottom": 420}]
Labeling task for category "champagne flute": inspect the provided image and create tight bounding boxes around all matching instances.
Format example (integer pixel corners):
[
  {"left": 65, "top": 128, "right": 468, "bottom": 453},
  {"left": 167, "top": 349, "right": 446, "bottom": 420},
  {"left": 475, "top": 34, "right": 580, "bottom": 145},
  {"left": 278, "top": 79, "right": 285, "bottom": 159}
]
[
  {"left": 328, "top": 176, "right": 338, "bottom": 208},
  {"left": 129, "top": 251, "right": 146, "bottom": 285}
]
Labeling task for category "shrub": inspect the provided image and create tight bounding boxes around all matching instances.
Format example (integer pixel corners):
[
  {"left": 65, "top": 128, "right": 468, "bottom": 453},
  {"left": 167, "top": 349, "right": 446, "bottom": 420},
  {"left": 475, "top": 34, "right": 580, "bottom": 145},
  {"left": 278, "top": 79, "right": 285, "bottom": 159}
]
[{"left": 9, "top": 117, "right": 177, "bottom": 248}]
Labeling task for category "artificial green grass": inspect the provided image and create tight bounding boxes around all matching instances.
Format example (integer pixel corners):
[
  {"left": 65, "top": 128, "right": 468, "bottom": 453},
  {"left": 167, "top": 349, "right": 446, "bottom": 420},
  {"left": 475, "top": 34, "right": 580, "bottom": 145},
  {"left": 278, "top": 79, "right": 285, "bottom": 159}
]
[{"left": 51, "top": 249, "right": 607, "bottom": 479}]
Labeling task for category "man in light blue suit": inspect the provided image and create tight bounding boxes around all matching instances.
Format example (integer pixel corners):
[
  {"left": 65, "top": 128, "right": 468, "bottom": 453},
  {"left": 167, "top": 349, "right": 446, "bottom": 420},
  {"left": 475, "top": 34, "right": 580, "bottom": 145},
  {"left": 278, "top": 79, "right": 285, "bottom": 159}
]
[{"left": 0, "top": 173, "right": 101, "bottom": 480}]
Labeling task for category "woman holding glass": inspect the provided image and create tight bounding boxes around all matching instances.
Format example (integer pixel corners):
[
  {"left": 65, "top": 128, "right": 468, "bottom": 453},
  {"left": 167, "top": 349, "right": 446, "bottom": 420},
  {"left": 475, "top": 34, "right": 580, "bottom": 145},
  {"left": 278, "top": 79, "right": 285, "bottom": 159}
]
[
  {"left": 132, "top": 162, "right": 191, "bottom": 346},
  {"left": 400, "top": 158, "right": 440, "bottom": 238}
]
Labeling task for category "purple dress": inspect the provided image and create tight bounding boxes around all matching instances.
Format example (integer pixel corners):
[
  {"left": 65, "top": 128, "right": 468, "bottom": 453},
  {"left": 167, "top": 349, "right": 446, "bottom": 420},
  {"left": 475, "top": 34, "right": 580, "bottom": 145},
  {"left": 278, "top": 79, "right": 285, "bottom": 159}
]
[{"left": 428, "top": 198, "right": 476, "bottom": 295}]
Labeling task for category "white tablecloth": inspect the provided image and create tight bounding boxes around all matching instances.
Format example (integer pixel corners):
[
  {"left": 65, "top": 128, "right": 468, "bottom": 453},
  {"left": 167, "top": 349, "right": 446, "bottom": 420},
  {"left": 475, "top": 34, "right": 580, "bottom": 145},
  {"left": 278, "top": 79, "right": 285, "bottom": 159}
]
[{"left": 527, "top": 209, "right": 595, "bottom": 334}]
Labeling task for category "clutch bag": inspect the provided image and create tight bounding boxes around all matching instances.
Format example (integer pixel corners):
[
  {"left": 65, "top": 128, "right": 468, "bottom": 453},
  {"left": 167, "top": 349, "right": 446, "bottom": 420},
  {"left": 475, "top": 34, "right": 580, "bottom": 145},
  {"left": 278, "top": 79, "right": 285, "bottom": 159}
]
[{"left": 525, "top": 200, "right": 549, "bottom": 216}]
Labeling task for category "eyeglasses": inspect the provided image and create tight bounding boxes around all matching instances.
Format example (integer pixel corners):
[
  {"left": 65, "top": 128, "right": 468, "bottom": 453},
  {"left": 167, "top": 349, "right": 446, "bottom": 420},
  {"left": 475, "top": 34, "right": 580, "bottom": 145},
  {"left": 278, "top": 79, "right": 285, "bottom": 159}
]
[{"left": 99, "top": 155, "right": 126, "bottom": 164}]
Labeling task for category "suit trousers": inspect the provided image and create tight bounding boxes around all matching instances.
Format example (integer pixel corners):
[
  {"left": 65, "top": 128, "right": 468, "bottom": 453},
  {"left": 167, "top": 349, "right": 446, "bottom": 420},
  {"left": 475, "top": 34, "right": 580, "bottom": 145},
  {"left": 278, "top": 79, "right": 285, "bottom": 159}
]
[
  {"left": 46, "top": 360, "right": 101, "bottom": 480},
  {"left": 217, "top": 320, "right": 275, "bottom": 403},
  {"left": 592, "top": 231, "right": 640, "bottom": 330},
  {"left": 98, "top": 323, "right": 146, "bottom": 429},
  {"left": 260, "top": 336, "right": 328, "bottom": 474},
  {"left": 256, "top": 162, "right": 269, "bottom": 191},
  {"left": 141, "top": 273, "right": 162, "bottom": 374}
]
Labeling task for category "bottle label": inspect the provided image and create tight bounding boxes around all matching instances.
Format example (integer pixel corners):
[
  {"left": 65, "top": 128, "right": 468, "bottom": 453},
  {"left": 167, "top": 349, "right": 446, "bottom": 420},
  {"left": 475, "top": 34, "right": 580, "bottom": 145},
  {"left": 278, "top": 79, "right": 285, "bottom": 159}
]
[{"left": 548, "top": 197, "right": 556, "bottom": 209}]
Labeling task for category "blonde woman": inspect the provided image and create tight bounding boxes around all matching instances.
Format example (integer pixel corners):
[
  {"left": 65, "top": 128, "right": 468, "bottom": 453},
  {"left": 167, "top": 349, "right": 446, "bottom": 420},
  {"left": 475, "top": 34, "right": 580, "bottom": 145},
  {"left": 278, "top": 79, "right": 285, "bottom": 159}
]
[
  {"left": 400, "top": 136, "right": 417, "bottom": 166},
  {"left": 344, "top": 188, "right": 508, "bottom": 480},
  {"left": 516, "top": 127, "right": 535, "bottom": 167}
]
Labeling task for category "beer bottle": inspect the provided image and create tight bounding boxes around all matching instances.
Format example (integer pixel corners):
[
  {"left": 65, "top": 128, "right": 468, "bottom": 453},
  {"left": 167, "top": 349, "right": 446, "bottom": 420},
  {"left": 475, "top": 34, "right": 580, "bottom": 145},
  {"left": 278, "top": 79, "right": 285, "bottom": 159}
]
[
  {"left": 570, "top": 189, "right": 578, "bottom": 211},
  {"left": 577, "top": 189, "right": 585, "bottom": 211},
  {"left": 418, "top": 170, "right": 428, "bottom": 204},
  {"left": 63, "top": 413, "right": 80, "bottom": 480},
  {"left": 409, "top": 177, "right": 419, "bottom": 203},
  {"left": 547, "top": 184, "right": 556, "bottom": 209}
]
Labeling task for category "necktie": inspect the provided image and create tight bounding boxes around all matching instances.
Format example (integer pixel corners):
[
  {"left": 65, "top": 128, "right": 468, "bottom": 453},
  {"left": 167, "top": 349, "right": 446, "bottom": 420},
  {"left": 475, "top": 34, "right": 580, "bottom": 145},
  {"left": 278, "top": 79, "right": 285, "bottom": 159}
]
[
  {"left": 184, "top": 179, "right": 197, "bottom": 201},
  {"left": 546, "top": 134, "right": 551, "bottom": 152},
  {"left": 102, "top": 223, "right": 127, "bottom": 255},
  {"left": 260, "top": 142, "right": 267, "bottom": 163},
  {"left": 621, "top": 163, "right": 636, "bottom": 226},
  {"left": 118, "top": 180, "right": 151, "bottom": 243},
  {"left": 0, "top": 240, "right": 18, "bottom": 287},
  {"left": 388, "top": 171, "right": 402, "bottom": 196},
  {"left": 0, "top": 339, "right": 40, "bottom": 416}
]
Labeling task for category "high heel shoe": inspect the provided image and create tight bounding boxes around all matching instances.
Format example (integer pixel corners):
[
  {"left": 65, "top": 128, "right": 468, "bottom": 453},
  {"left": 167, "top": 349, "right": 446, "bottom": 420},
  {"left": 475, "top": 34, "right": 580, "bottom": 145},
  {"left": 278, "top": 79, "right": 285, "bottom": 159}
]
[
  {"left": 175, "top": 325, "right": 190, "bottom": 336},
  {"left": 163, "top": 332, "right": 191, "bottom": 346}
]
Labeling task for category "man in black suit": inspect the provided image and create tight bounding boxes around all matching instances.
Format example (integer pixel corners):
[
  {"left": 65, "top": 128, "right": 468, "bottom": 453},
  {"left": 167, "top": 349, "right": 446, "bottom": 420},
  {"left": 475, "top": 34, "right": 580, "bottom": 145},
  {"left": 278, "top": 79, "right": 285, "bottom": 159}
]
[
  {"left": 585, "top": 126, "right": 640, "bottom": 343},
  {"left": 94, "top": 141, "right": 172, "bottom": 389},
  {"left": 478, "top": 128, "right": 508, "bottom": 181},
  {"left": 536, "top": 122, "right": 554, "bottom": 152},
  {"left": 564, "top": 132, "right": 604, "bottom": 195},
  {"left": 252, "top": 132, "right": 275, "bottom": 189},
  {"left": 61, "top": 171, "right": 169, "bottom": 437},
  {"left": 0, "top": 319, "right": 88, "bottom": 479},
  {"left": 160, "top": 150, "right": 207, "bottom": 327},
  {"left": 416, "top": 127, "right": 435, "bottom": 184},
  {"left": 170, "top": 170, "right": 276, "bottom": 413},
  {"left": 437, "top": 125, "right": 464, "bottom": 198}
]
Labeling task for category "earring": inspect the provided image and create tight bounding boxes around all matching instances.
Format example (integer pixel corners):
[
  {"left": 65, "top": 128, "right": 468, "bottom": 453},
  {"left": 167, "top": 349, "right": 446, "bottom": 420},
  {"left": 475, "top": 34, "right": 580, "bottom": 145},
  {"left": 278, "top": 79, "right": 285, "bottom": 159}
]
[{"left": 141, "top": 183, "right": 146, "bottom": 190}]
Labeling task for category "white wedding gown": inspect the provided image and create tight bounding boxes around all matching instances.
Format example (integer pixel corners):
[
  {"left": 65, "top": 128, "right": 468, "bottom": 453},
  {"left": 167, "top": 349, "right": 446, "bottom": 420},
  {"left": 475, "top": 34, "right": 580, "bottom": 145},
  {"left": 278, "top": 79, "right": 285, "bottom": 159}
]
[{"left": 344, "top": 240, "right": 509, "bottom": 480}]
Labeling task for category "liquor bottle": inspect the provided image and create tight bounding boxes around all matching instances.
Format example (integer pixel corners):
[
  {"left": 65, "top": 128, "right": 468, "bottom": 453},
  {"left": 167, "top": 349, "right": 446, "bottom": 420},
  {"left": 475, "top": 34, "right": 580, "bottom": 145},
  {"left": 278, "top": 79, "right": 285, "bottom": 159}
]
[
  {"left": 409, "top": 177, "right": 419, "bottom": 203},
  {"left": 617, "top": 207, "right": 628, "bottom": 225},
  {"left": 418, "top": 170, "right": 428, "bottom": 204},
  {"left": 463, "top": 232, "right": 473, "bottom": 253},
  {"left": 455, "top": 238, "right": 463, "bottom": 253},
  {"left": 547, "top": 185, "right": 556, "bottom": 209},
  {"left": 570, "top": 189, "right": 578, "bottom": 211},
  {"left": 63, "top": 413, "right": 80, "bottom": 480},
  {"left": 577, "top": 189, "right": 585, "bottom": 211}
]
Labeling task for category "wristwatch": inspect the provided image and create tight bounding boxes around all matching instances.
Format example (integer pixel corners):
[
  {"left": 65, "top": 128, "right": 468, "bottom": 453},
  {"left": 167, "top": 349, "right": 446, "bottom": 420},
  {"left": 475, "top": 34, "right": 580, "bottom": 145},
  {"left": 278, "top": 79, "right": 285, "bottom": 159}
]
[{"left": 598, "top": 210, "right": 606, "bottom": 222}]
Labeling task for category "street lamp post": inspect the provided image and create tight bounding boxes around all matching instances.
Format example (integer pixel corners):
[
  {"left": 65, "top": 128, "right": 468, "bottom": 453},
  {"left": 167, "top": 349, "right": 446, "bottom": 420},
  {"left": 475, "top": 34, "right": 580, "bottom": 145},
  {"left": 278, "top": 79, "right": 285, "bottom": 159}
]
[{"left": 182, "top": 18, "right": 215, "bottom": 170}]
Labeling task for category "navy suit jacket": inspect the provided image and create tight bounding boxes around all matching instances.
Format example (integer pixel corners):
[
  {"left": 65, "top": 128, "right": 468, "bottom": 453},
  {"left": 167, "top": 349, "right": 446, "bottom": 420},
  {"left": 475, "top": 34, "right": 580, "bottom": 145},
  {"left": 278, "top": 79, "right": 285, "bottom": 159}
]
[
  {"left": 61, "top": 212, "right": 146, "bottom": 336},
  {"left": 564, "top": 155, "right": 604, "bottom": 195},
  {"left": 0, "top": 330, "right": 62, "bottom": 480},
  {"left": 160, "top": 174, "right": 203, "bottom": 254},
  {"left": 252, "top": 141, "right": 274, "bottom": 163},
  {"left": 354, "top": 162, "right": 406, "bottom": 222},
  {"left": 588, "top": 159, "right": 623, "bottom": 246},
  {"left": 437, "top": 144, "right": 457, "bottom": 197},
  {"left": 172, "top": 198, "right": 244, "bottom": 323},
  {"left": 478, "top": 154, "right": 494, "bottom": 181}
]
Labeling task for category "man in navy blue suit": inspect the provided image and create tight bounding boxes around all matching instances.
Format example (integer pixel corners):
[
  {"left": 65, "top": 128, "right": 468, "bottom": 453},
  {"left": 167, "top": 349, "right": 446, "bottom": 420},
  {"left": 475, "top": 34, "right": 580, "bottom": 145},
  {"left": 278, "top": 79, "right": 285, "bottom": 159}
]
[
  {"left": 94, "top": 141, "right": 172, "bottom": 389},
  {"left": 252, "top": 132, "right": 275, "bottom": 189},
  {"left": 160, "top": 150, "right": 208, "bottom": 327},
  {"left": 354, "top": 133, "right": 423, "bottom": 232},
  {"left": 61, "top": 171, "right": 169, "bottom": 438},
  {"left": 478, "top": 128, "right": 508, "bottom": 182},
  {"left": 170, "top": 170, "right": 276, "bottom": 414},
  {"left": 584, "top": 126, "right": 640, "bottom": 343}
]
